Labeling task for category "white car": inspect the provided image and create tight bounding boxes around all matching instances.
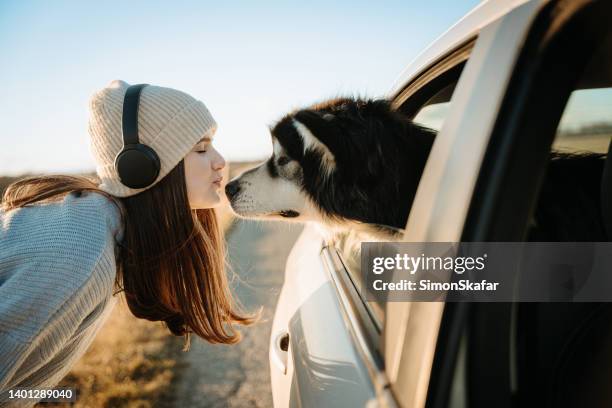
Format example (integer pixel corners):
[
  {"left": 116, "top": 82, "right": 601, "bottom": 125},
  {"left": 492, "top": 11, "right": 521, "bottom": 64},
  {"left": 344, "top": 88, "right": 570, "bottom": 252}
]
[{"left": 269, "top": 0, "right": 612, "bottom": 407}]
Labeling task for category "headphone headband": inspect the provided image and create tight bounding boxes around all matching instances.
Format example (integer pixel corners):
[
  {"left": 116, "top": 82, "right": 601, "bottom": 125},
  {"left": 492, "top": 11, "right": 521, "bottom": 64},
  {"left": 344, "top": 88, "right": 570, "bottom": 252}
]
[
  {"left": 121, "top": 84, "right": 148, "bottom": 146},
  {"left": 114, "top": 83, "right": 161, "bottom": 190}
]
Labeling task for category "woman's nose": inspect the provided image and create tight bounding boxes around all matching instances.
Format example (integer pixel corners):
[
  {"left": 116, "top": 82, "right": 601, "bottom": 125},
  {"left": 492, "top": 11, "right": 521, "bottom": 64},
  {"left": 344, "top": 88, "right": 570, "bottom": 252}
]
[{"left": 212, "top": 149, "right": 226, "bottom": 170}]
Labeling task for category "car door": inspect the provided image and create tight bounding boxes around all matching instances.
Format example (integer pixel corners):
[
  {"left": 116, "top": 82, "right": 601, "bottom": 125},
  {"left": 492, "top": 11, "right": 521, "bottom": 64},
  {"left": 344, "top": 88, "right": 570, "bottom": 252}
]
[
  {"left": 458, "top": 2, "right": 611, "bottom": 408},
  {"left": 416, "top": 1, "right": 612, "bottom": 408}
]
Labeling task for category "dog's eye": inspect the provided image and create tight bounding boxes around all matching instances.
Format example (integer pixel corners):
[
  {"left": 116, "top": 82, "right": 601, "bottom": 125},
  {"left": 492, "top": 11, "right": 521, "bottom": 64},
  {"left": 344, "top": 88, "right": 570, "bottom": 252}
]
[{"left": 277, "top": 157, "right": 291, "bottom": 166}]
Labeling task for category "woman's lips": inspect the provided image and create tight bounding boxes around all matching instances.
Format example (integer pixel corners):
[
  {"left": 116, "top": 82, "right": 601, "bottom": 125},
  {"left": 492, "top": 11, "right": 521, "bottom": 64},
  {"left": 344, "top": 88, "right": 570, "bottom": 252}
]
[{"left": 213, "top": 178, "right": 223, "bottom": 188}]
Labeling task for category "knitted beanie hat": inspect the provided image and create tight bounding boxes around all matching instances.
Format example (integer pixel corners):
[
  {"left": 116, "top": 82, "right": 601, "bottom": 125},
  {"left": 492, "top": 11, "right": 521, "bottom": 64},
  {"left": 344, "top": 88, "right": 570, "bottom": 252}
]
[{"left": 88, "top": 80, "right": 217, "bottom": 197}]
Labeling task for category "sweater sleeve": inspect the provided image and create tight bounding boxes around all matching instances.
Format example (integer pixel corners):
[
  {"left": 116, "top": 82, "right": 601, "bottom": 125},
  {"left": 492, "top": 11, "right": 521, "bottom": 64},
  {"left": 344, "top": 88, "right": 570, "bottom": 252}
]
[{"left": 0, "top": 192, "right": 123, "bottom": 395}]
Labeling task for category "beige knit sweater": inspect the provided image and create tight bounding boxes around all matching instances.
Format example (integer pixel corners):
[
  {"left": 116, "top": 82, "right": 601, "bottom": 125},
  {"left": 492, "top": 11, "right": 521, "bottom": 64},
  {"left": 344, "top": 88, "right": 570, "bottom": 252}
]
[{"left": 0, "top": 191, "right": 124, "bottom": 407}]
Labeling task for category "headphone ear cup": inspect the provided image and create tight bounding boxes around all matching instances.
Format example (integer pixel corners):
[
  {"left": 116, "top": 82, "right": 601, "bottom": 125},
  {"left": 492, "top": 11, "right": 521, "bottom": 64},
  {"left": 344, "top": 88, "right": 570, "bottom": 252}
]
[{"left": 114, "top": 144, "right": 161, "bottom": 189}]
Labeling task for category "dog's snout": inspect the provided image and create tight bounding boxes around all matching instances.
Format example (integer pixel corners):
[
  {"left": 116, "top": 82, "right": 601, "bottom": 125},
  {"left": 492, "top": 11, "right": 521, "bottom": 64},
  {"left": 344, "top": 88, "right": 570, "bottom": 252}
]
[{"left": 225, "top": 180, "right": 241, "bottom": 200}]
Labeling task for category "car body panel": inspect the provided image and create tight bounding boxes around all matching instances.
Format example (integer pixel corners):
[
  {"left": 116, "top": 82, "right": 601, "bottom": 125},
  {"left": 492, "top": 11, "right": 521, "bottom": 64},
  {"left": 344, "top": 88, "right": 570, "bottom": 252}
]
[
  {"left": 287, "top": 280, "right": 375, "bottom": 408},
  {"left": 269, "top": 225, "right": 377, "bottom": 408}
]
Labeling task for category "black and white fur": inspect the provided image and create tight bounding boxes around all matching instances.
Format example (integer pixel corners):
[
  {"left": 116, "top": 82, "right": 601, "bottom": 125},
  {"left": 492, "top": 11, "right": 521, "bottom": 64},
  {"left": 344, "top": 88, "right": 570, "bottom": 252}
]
[{"left": 224, "top": 98, "right": 435, "bottom": 237}]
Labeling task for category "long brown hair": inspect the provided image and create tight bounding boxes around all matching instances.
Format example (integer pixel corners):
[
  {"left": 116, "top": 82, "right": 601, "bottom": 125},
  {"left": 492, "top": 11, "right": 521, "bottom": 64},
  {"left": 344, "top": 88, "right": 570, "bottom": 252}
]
[{"left": 2, "top": 162, "right": 256, "bottom": 350}]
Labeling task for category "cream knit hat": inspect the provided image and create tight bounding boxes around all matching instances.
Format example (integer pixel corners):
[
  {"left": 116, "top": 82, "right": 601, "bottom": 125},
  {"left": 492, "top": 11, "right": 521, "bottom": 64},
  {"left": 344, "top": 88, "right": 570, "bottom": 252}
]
[{"left": 88, "top": 80, "right": 217, "bottom": 197}]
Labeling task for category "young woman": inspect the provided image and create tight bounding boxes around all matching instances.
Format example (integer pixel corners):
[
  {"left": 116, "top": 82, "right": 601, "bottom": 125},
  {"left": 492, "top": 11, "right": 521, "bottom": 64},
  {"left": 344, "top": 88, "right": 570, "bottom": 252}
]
[{"left": 0, "top": 80, "right": 254, "bottom": 399}]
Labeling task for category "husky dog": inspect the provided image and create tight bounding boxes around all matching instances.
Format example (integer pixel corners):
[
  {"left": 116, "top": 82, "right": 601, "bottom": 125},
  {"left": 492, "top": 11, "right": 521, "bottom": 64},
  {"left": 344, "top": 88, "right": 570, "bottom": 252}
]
[
  {"left": 225, "top": 97, "right": 608, "bottom": 242},
  {"left": 224, "top": 98, "right": 435, "bottom": 237}
]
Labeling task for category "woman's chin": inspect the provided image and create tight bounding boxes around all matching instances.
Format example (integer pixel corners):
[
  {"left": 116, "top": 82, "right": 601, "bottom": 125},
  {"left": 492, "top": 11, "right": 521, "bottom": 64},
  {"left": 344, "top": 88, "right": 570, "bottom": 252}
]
[
  {"left": 188, "top": 188, "right": 227, "bottom": 210},
  {"left": 209, "top": 197, "right": 225, "bottom": 208}
]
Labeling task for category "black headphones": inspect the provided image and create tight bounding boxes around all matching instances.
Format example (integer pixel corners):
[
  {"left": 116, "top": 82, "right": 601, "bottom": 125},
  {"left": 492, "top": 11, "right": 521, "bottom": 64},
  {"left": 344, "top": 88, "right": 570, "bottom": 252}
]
[{"left": 114, "top": 84, "right": 161, "bottom": 189}]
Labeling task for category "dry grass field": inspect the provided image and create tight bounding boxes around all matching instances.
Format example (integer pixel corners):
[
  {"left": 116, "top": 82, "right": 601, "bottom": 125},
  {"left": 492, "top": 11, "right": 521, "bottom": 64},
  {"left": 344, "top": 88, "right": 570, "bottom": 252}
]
[{"left": 45, "top": 301, "right": 185, "bottom": 408}]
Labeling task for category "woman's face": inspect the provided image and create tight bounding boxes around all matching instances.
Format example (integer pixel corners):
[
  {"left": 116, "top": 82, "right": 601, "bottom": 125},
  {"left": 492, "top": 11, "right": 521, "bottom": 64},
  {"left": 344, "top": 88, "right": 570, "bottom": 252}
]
[{"left": 184, "top": 132, "right": 226, "bottom": 209}]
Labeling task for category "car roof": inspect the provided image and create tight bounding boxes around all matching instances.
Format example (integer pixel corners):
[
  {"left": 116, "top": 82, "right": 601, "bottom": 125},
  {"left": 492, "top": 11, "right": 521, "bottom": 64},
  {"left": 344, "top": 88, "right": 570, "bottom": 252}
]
[{"left": 387, "top": 0, "right": 534, "bottom": 99}]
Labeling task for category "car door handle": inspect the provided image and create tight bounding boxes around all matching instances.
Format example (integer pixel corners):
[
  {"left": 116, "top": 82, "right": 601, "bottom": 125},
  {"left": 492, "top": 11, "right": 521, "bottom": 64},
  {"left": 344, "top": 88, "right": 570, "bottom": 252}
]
[{"left": 271, "top": 331, "right": 290, "bottom": 375}]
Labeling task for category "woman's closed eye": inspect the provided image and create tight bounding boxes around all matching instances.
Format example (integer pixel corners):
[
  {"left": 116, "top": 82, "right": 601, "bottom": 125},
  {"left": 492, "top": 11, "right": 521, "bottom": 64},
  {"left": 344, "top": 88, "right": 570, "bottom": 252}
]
[{"left": 196, "top": 144, "right": 211, "bottom": 154}]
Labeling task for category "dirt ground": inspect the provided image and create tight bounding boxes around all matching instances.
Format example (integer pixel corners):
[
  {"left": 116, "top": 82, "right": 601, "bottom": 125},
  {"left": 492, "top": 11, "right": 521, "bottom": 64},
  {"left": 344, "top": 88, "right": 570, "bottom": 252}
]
[{"left": 171, "top": 219, "right": 303, "bottom": 408}]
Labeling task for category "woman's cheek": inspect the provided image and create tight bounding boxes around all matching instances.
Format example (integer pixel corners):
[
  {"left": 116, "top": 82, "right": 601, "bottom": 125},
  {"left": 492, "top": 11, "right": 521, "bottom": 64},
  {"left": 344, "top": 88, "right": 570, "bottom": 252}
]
[{"left": 199, "top": 154, "right": 211, "bottom": 175}]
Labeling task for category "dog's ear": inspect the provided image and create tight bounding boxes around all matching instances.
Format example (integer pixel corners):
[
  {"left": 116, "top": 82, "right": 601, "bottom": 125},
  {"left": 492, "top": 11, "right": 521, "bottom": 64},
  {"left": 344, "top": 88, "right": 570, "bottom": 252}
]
[
  {"left": 294, "top": 110, "right": 339, "bottom": 147},
  {"left": 293, "top": 110, "right": 339, "bottom": 169}
]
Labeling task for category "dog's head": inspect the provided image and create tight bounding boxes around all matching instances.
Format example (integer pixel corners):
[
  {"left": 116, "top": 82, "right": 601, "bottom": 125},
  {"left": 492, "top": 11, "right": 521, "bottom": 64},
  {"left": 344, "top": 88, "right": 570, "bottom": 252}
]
[{"left": 225, "top": 98, "right": 435, "bottom": 231}]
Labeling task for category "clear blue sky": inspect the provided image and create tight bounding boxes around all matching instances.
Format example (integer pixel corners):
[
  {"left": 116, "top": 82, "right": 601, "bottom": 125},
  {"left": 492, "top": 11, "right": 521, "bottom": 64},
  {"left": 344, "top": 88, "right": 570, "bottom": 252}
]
[{"left": 0, "top": 0, "right": 481, "bottom": 176}]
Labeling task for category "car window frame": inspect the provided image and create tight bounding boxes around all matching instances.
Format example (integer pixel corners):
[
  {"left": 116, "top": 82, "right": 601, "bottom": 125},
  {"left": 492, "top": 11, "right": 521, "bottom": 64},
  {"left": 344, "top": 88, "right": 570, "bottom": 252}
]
[{"left": 392, "top": 39, "right": 474, "bottom": 119}]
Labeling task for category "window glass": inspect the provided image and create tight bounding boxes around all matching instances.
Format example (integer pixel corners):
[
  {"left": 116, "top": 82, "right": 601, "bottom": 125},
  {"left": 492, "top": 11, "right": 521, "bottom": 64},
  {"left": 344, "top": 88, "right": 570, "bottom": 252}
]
[
  {"left": 413, "top": 81, "right": 457, "bottom": 131},
  {"left": 553, "top": 88, "right": 612, "bottom": 153},
  {"left": 413, "top": 103, "right": 451, "bottom": 132}
]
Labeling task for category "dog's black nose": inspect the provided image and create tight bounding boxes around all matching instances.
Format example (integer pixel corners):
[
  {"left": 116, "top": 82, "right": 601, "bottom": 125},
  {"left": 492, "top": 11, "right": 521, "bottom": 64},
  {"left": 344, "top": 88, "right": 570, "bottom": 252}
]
[{"left": 225, "top": 181, "right": 241, "bottom": 200}]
